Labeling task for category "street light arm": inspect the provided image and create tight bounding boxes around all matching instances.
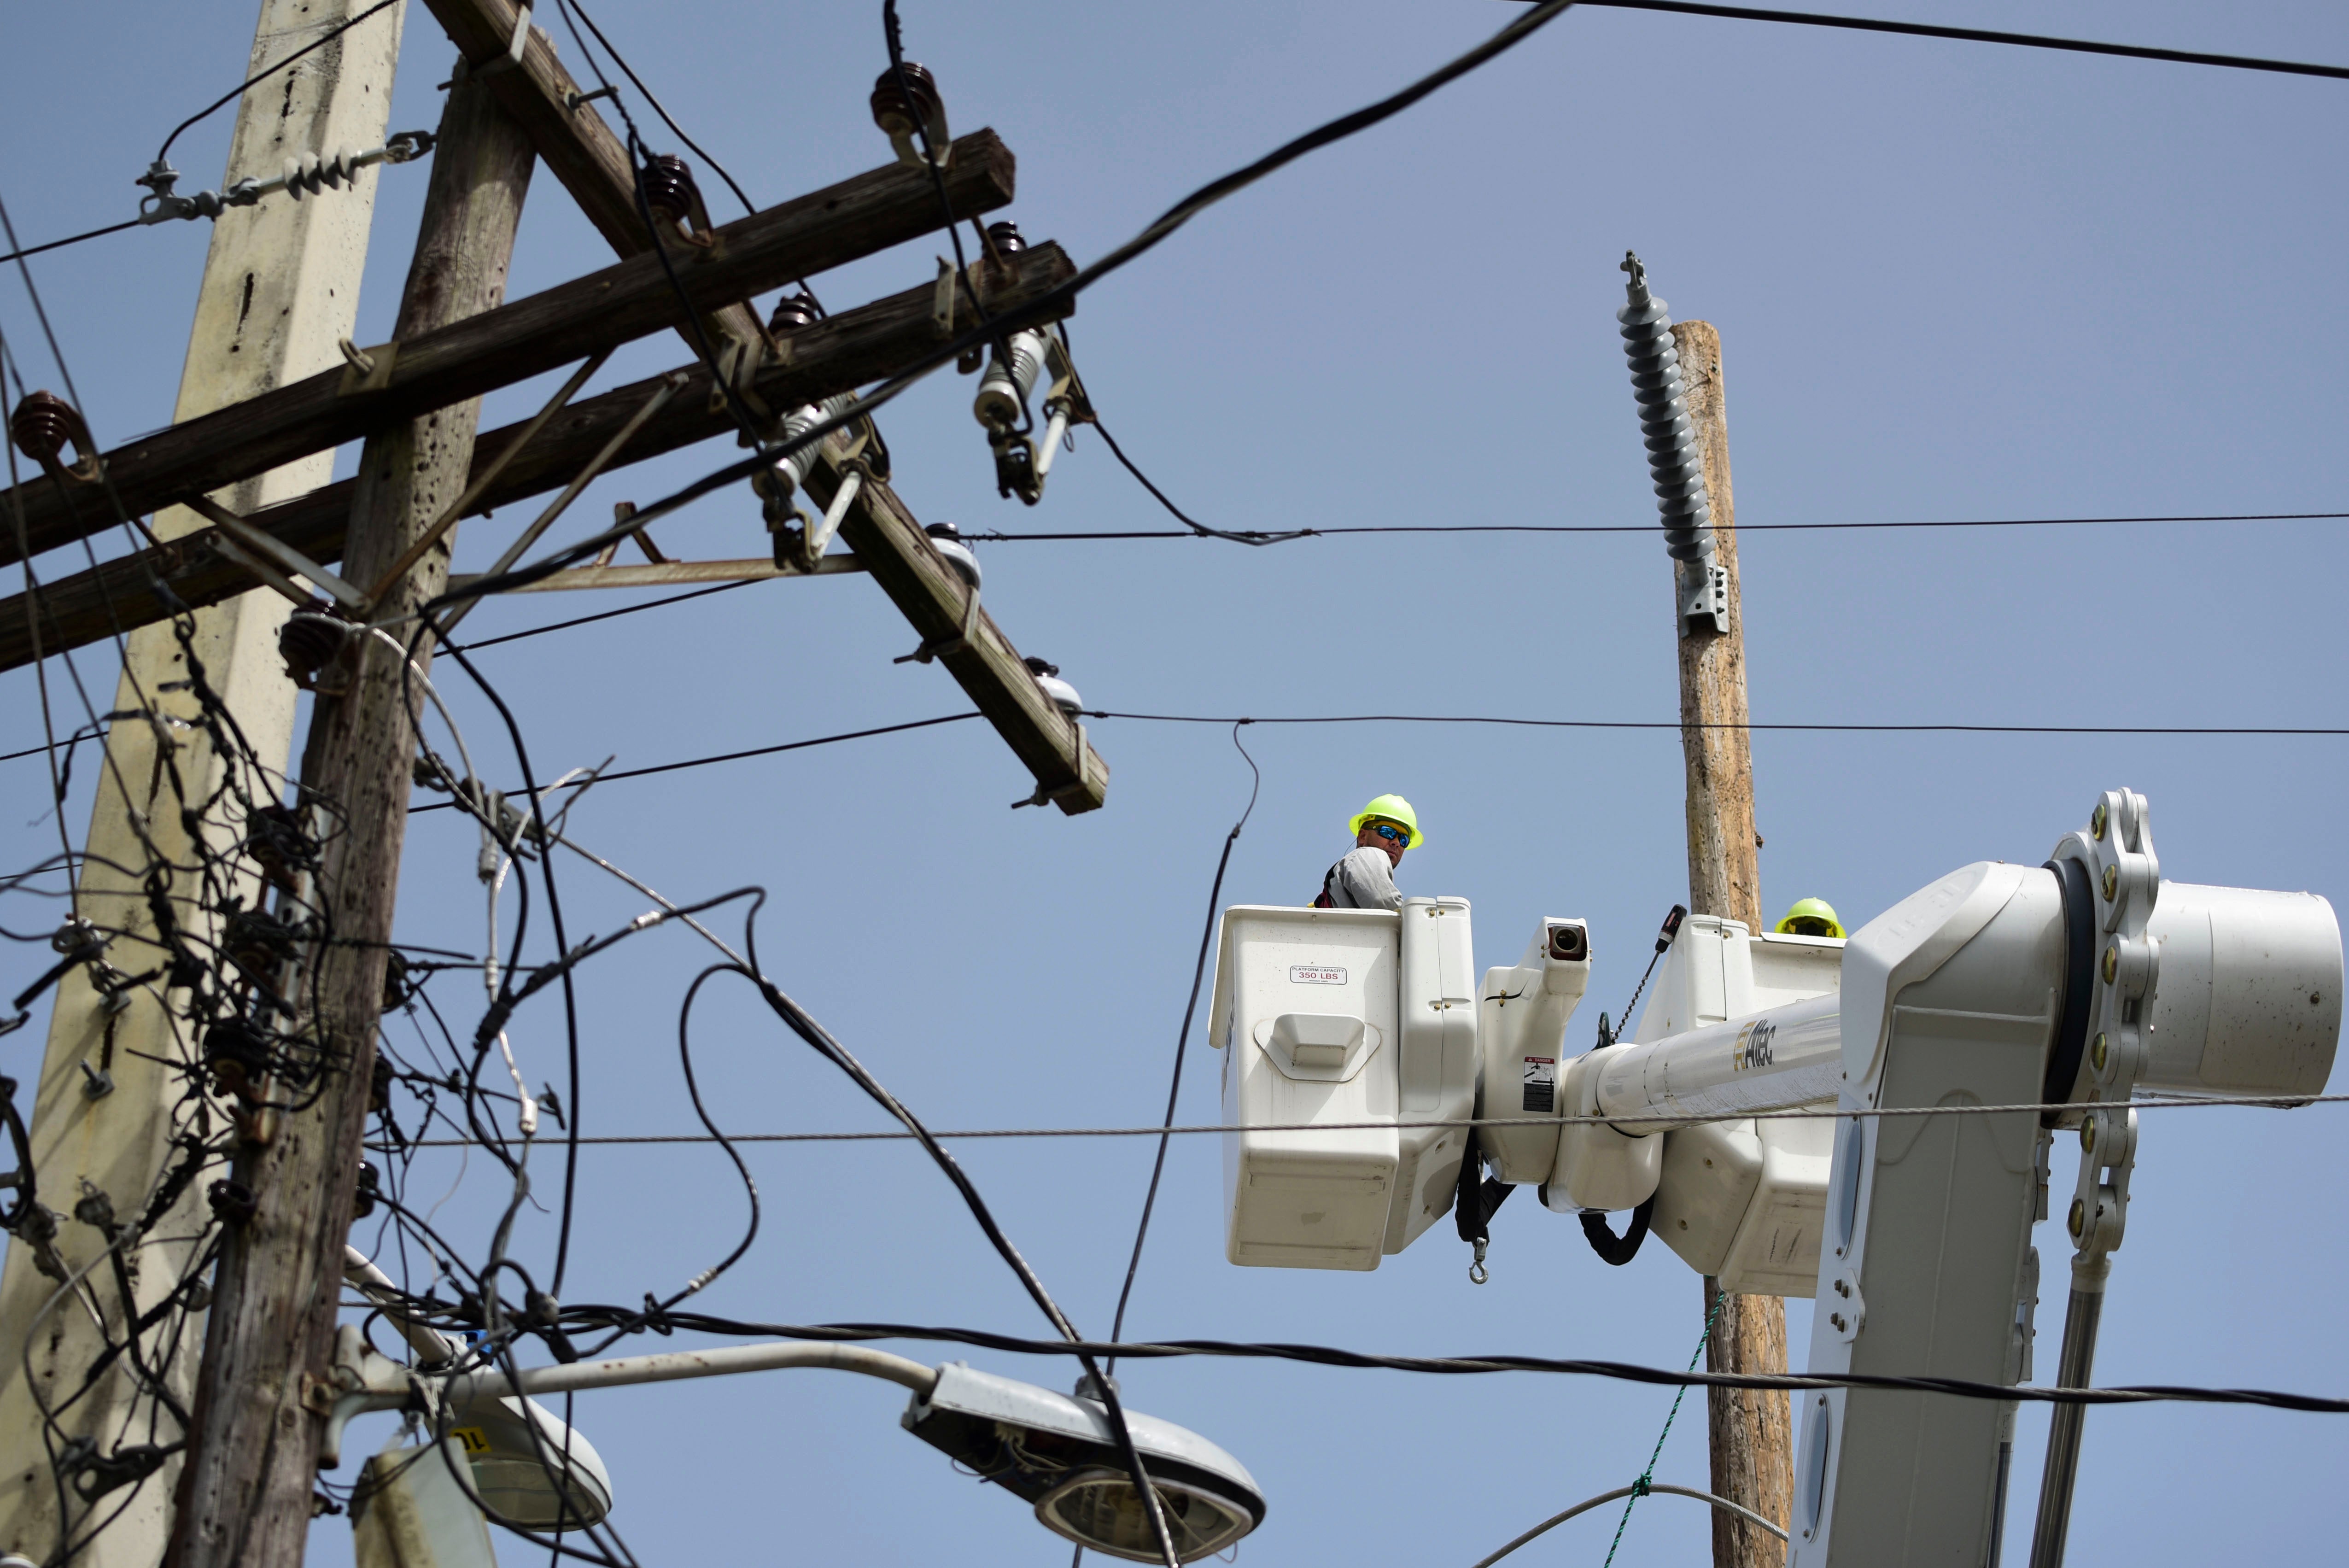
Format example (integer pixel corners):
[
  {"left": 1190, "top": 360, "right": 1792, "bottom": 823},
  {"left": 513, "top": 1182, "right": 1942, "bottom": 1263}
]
[
  {"left": 341, "top": 1252, "right": 937, "bottom": 1399},
  {"left": 439, "top": 1339, "right": 942, "bottom": 1404},
  {"left": 316, "top": 1329, "right": 941, "bottom": 1469},
  {"left": 343, "top": 1246, "right": 460, "bottom": 1365}
]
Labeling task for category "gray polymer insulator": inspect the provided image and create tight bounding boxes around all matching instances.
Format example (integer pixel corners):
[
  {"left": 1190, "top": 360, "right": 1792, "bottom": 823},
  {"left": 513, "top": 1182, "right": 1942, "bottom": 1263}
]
[{"left": 1617, "top": 252, "right": 1714, "bottom": 565}]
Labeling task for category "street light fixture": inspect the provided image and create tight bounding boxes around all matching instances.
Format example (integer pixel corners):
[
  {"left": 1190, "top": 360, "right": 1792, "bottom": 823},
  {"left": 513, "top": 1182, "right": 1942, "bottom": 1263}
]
[
  {"left": 321, "top": 1315, "right": 1264, "bottom": 1564},
  {"left": 902, "top": 1362, "right": 1264, "bottom": 1563}
]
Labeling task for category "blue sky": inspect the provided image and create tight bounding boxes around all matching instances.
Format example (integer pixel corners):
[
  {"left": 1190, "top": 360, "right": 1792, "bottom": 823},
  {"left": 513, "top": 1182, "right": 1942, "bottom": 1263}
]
[{"left": 6, "top": 2, "right": 2348, "bottom": 1563}]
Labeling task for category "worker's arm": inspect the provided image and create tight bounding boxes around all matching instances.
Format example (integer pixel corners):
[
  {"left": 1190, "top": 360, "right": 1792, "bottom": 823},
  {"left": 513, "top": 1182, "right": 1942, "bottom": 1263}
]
[{"left": 1333, "top": 846, "right": 1404, "bottom": 912}]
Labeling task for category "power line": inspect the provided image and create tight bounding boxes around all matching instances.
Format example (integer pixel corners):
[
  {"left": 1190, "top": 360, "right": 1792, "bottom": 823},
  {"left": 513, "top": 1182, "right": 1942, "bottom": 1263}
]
[
  {"left": 972, "top": 510, "right": 2349, "bottom": 543},
  {"left": 37, "top": 695, "right": 2336, "bottom": 784},
  {"left": 453, "top": 579, "right": 760, "bottom": 653},
  {"left": 0, "top": 219, "right": 142, "bottom": 269},
  {"left": 1108, "top": 725, "right": 1259, "bottom": 1367},
  {"left": 427, "top": 0, "right": 1586, "bottom": 612},
  {"left": 405, "top": 713, "right": 983, "bottom": 811},
  {"left": 539, "top": 1312, "right": 2349, "bottom": 1417},
  {"left": 1558, "top": 0, "right": 2349, "bottom": 82},
  {"left": 380, "top": 1089, "right": 2349, "bottom": 1147},
  {"left": 0, "top": 583, "right": 764, "bottom": 771},
  {"left": 1092, "top": 711, "right": 2349, "bottom": 737},
  {"left": 156, "top": 0, "right": 404, "bottom": 163},
  {"left": 553, "top": 0, "right": 759, "bottom": 217},
  {"left": 367, "top": 704, "right": 2349, "bottom": 798}
]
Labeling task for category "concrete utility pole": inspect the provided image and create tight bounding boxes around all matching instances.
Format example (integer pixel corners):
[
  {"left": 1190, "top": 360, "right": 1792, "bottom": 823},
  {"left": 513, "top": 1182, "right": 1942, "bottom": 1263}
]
[
  {"left": 0, "top": 4, "right": 401, "bottom": 1563},
  {"left": 1669, "top": 320, "right": 1794, "bottom": 1567},
  {"left": 166, "top": 65, "right": 536, "bottom": 1568}
]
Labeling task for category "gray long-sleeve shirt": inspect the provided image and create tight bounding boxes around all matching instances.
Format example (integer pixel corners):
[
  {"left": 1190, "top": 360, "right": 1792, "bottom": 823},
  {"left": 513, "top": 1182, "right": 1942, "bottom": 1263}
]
[{"left": 1321, "top": 845, "right": 1403, "bottom": 912}]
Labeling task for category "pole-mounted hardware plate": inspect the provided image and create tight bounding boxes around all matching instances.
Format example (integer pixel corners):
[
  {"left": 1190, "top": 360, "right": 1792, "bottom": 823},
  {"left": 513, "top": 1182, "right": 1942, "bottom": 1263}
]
[
  {"left": 336, "top": 340, "right": 398, "bottom": 396},
  {"left": 1678, "top": 559, "right": 1727, "bottom": 636}
]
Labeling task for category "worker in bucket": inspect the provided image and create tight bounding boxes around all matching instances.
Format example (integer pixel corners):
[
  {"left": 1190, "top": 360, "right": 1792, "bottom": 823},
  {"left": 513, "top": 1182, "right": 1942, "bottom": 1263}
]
[
  {"left": 1313, "top": 795, "right": 1421, "bottom": 912},
  {"left": 1775, "top": 897, "right": 1846, "bottom": 938}
]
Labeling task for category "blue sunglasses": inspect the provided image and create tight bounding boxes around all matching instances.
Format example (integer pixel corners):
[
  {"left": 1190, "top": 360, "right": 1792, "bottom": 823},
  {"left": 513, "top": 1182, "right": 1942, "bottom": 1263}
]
[{"left": 1369, "top": 823, "right": 1409, "bottom": 845}]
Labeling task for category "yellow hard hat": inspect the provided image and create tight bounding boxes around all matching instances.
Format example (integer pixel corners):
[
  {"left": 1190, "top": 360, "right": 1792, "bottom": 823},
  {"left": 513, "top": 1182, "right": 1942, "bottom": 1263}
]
[
  {"left": 1775, "top": 897, "right": 1844, "bottom": 939},
  {"left": 1348, "top": 794, "right": 1423, "bottom": 848}
]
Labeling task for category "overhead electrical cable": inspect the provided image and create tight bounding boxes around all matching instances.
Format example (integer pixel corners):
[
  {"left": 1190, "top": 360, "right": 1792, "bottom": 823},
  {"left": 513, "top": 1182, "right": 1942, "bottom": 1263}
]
[
  {"left": 971, "top": 510, "right": 2349, "bottom": 543},
  {"left": 381, "top": 1089, "right": 2349, "bottom": 1149},
  {"left": 404, "top": 714, "right": 983, "bottom": 810},
  {"left": 421, "top": 0, "right": 1585, "bottom": 614},
  {"left": 1092, "top": 712, "right": 2349, "bottom": 737},
  {"left": 368, "top": 708, "right": 2349, "bottom": 802},
  {"left": 450, "top": 579, "right": 761, "bottom": 653},
  {"left": 0, "top": 220, "right": 143, "bottom": 269},
  {"left": 514, "top": 1314, "right": 2349, "bottom": 1417},
  {"left": 1106, "top": 724, "right": 1260, "bottom": 1372},
  {"left": 154, "top": 0, "right": 405, "bottom": 163},
  {"left": 551, "top": 0, "right": 759, "bottom": 216},
  {"left": 1554, "top": 0, "right": 2349, "bottom": 82}
]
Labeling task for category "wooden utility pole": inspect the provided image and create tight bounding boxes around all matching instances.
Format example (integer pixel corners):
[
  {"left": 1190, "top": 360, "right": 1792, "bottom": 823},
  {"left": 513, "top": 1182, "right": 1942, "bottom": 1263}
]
[
  {"left": 1670, "top": 319, "right": 1793, "bottom": 1567},
  {"left": 0, "top": 5, "right": 401, "bottom": 1563},
  {"left": 167, "top": 69, "right": 535, "bottom": 1568}
]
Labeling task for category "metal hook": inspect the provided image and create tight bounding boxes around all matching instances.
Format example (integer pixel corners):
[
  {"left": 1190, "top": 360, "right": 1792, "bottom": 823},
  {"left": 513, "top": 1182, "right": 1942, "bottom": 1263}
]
[{"left": 1469, "top": 1237, "right": 1490, "bottom": 1285}]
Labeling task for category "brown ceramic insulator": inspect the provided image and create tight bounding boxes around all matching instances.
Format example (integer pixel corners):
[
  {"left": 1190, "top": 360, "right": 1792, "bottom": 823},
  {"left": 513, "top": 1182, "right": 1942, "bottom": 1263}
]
[
  {"left": 276, "top": 611, "right": 349, "bottom": 690},
  {"left": 869, "top": 61, "right": 943, "bottom": 137},
  {"left": 9, "top": 390, "right": 98, "bottom": 479},
  {"left": 766, "top": 293, "right": 820, "bottom": 336},
  {"left": 640, "top": 154, "right": 701, "bottom": 229}
]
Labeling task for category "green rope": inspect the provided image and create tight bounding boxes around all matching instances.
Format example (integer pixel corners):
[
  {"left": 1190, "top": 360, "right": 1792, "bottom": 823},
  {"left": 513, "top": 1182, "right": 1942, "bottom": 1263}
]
[{"left": 1600, "top": 1287, "right": 1730, "bottom": 1567}]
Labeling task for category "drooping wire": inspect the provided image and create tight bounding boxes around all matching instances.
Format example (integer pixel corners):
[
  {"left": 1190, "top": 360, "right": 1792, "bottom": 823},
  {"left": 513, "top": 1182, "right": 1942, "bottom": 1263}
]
[
  {"left": 1088, "top": 410, "right": 1305, "bottom": 547},
  {"left": 542, "top": 0, "right": 768, "bottom": 447},
  {"left": 1107, "top": 723, "right": 1260, "bottom": 1363},
  {"left": 1601, "top": 1288, "right": 1728, "bottom": 1567},
  {"left": 549, "top": 0, "right": 756, "bottom": 216},
  {"left": 420, "top": 0, "right": 1584, "bottom": 615},
  {"left": 546, "top": 0, "right": 824, "bottom": 310},
  {"left": 884, "top": 0, "right": 982, "bottom": 328},
  {"left": 155, "top": 0, "right": 405, "bottom": 164},
  {"left": 730, "top": 880, "right": 1185, "bottom": 1568}
]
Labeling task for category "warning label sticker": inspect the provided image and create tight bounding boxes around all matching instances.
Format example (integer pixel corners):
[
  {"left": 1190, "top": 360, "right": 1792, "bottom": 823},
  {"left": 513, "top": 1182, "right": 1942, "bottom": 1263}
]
[
  {"left": 1289, "top": 965, "right": 1347, "bottom": 985},
  {"left": 1521, "top": 1056, "right": 1557, "bottom": 1114}
]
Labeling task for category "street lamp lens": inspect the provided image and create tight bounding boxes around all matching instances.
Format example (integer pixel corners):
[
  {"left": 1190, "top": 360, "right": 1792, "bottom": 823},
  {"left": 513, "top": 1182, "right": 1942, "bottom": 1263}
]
[{"left": 1034, "top": 1469, "right": 1255, "bottom": 1564}]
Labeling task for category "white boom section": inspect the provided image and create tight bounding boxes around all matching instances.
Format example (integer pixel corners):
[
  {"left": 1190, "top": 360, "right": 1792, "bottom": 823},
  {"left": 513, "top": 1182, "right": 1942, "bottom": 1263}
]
[
  {"left": 1794, "top": 856, "right": 2339, "bottom": 1568},
  {"left": 1595, "top": 992, "right": 1842, "bottom": 1123}
]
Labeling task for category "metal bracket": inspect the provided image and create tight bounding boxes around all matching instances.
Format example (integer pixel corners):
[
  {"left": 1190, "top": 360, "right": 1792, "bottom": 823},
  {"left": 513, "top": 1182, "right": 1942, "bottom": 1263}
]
[
  {"left": 895, "top": 576, "right": 980, "bottom": 666},
  {"left": 709, "top": 335, "right": 773, "bottom": 423},
  {"left": 2047, "top": 788, "right": 2160, "bottom": 1263},
  {"left": 335, "top": 338, "right": 397, "bottom": 396},
  {"left": 1825, "top": 1265, "right": 1865, "bottom": 1342},
  {"left": 1677, "top": 559, "right": 1728, "bottom": 636},
  {"left": 1012, "top": 720, "right": 1091, "bottom": 810},
  {"left": 314, "top": 1324, "right": 415, "bottom": 1471},
  {"left": 184, "top": 495, "right": 368, "bottom": 611},
  {"left": 470, "top": 4, "right": 533, "bottom": 79},
  {"left": 932, "top": 257, "right": 959, "bottom": 338}
]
